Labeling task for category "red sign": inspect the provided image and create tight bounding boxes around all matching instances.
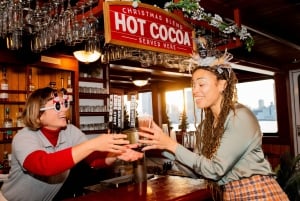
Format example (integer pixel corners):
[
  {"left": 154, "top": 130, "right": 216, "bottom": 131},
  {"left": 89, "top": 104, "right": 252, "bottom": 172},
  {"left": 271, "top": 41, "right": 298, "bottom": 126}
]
[{"left": 103, "top": 2, "right": 195, "bottom": 57}]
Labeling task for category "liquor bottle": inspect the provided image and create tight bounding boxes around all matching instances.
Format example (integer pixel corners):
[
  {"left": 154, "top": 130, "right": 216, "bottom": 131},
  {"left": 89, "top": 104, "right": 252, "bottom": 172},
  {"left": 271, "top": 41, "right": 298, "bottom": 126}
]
[
  {"left": 2, "top": 151, "right": 10, "bottom": 174},
  {"left": 3, "top": 107, "right": 13, "bottom": 128},
  {"left": 49, "top": 81, "right": 57, "bottom": 89},
  {"left": 16, "top": 107, "right": 25, "bottom": 127},
  {"left": 0, "top": 67, "right": 8, "bottom": 101},
  {"left": 60, "top": 73, "right": 64, "bottom": 89},
  {"left": 28, "top": 68, "right": 35, "bottom": 92},
  {"left": 3, "top": 107, "right": 13, "bottom": 142}
]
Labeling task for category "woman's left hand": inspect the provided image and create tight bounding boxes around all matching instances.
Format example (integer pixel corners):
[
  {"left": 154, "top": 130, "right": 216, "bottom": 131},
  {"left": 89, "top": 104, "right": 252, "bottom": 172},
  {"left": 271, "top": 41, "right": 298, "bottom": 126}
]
[
  {"left": 106, "top": 144, "right": 144, "bottom": 164},
  {"left": 117, "top": 144, "right": 144, "bottom": 161},
  {"left": 138, "top": 121, "right": 178, "bottom": 153}
]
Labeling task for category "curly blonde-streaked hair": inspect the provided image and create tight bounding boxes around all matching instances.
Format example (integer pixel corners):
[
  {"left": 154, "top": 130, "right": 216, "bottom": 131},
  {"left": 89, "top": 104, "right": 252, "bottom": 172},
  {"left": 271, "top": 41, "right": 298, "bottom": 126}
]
[{"left": 194, "top": 64, "right": 238, "bottom": 159}]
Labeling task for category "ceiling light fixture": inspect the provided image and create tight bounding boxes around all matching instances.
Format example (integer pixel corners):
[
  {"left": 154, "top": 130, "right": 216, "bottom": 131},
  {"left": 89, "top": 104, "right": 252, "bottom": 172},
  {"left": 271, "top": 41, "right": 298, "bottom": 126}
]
[
  {"left": 73, "top": 36, "right": 101, "bottom": 63},
  {"left": 132, "top": 79, "right": 149, "bottom": 87},
  {"left": 292, "top": 58, "right": 300, "bottom": 64},
  {"left": 73, "top": 50, "right": 101, "bottom": 63}
]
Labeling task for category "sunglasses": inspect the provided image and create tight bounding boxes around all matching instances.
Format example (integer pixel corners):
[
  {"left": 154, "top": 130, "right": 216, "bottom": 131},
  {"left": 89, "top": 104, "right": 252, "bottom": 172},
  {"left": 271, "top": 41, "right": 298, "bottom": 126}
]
[{"left": 40, "top": 91, "right": 70, "bottom": 112}]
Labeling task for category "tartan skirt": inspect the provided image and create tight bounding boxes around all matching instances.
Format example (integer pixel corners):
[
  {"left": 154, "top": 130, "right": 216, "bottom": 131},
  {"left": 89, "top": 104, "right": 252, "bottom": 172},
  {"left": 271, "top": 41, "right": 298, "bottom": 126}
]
[{"left": 222, "top": 175, "right": 289, "bottom": 201}]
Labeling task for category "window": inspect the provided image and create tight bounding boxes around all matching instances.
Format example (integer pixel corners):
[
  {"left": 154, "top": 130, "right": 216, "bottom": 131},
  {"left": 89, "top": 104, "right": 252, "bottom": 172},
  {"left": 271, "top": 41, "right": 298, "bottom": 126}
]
[
  {"left": 166, "top": 89, "right": 201, "bottom": 131},
  {"left": 236, "top": 79, "right": 278, "bottom": 134},
  {"left": 165, "top": 79, "right": 277, "bottom": 134},
  {"left": 124, "top": 92, "right": 153, "bottom": 126},
  {"left": 136, "top": 92, "right": 153, "bottom": 116}
]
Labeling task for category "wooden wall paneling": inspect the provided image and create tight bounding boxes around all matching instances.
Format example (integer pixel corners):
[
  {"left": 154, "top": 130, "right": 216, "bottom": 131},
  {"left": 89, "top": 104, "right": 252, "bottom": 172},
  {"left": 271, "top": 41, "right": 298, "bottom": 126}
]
[
  {"left": 262, "top": 144, "right": 291, "bottom": 170},
  {"left": 151, "top": 83, "right": 162, "bottom": 126}
]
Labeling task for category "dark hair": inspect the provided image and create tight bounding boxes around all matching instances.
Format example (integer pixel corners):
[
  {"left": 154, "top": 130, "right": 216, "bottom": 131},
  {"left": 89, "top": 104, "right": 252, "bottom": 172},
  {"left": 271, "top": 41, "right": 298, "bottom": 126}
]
[{"left": 191, "top": 64, "right": 232, "bottom": 81}]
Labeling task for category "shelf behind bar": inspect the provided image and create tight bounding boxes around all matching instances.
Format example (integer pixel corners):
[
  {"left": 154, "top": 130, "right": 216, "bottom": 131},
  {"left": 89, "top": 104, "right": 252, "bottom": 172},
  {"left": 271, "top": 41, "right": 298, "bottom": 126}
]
[
  {"left": 79, "top": 77, "right": 105, "bottom": 82},
  {"left": 0, "top": 90, "right": 28, "bottom": 94},
  {"left": 79, "top": 93, "right": 109, "bottom": 99},
  {"left": 0, "top": 127, "right": 23, "bottom": 131},
  {"left": 83, "top": 129, "right": 108, "bottom": 135},
  {"left": 79, "top": 112, "right": 109, "bottom": 116},
  {"left": 0, "top": 101, "right": 26, "bottom": 105}
]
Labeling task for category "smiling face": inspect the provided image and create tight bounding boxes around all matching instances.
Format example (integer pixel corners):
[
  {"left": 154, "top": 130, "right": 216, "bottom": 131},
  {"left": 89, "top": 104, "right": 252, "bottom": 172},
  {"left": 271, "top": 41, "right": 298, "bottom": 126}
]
[
  {"left": 39, "top": 95, "right": 69, "bottom": 130},
  {"left": 192, "top": 68, "right": 227, "bottom": 114}
]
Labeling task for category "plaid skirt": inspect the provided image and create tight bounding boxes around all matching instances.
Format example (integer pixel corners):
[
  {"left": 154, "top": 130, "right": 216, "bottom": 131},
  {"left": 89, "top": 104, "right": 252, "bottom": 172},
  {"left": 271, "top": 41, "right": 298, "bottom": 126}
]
[{"left": 222, "top": 175, "right": 289, "bottom": 201}]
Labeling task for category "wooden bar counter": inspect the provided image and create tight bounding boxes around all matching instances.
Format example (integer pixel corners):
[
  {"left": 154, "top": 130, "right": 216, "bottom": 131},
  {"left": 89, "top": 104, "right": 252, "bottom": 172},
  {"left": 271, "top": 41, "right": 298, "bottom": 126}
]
[{"left": 63, "top": 175, "right": 212, "bottom": 201}]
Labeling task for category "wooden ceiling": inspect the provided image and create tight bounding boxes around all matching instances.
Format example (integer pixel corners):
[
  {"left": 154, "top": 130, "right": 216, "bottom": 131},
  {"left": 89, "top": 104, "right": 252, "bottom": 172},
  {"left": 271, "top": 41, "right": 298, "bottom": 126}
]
[
  {"left": 107, "top": 0, "right": 300, "bottom": 91},
  {"left": 2, "top": 0, "right": 299, "bottom": 92},
  {"left": 200, "top": 0, "right": 300, "bottom": 68}
]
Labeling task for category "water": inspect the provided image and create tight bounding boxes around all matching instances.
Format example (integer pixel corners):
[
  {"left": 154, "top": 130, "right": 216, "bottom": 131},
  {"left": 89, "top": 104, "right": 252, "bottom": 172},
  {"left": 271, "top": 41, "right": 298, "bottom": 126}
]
[
  {"left": 259, "top": 121, "right": 278, "bottom": 133},
  {"left": 171, "top": 121, "right": 278, "bottom": 134}
]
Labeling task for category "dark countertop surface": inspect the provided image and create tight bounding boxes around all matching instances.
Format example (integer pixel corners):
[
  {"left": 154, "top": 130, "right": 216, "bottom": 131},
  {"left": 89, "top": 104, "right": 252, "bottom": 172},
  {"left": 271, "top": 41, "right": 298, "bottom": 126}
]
[{"left": 63, "top": 175, "right": 212, "bottom": 201}]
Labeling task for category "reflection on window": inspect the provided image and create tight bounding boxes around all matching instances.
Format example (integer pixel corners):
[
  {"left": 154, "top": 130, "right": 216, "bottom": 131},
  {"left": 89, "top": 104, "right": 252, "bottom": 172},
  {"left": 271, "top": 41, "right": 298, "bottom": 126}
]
[
  {"left": 165, "top": 79, "right": 277, "bottom": 134},
  {"left": 124, "top": 92, "right": 153, "bottom": 119},
  {"left": 236, "top": 79, "right": 278, "bottom": 134},
  {"left": 166, "top": 89, "right": 200, "bottom": 131}
]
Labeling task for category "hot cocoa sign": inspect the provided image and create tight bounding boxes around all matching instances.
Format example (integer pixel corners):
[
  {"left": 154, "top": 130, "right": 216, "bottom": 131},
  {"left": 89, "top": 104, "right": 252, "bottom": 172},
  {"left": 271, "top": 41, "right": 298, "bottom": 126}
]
[{"left": 103, "top": 2, "right": 195, "bottom": 57}]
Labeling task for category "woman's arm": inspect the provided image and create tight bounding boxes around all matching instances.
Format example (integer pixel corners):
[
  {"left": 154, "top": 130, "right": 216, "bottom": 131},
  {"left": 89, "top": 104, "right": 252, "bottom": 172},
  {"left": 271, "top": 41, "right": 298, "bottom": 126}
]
[
  {"left": 175, "top": 107, "right": 261, "bottom": 180},
  {"left": 70, "top": 134, "right": 129, "bottom": 164},
  {"left": 22, "top": 134, "right": 129, "bottom": 176},
  {"left": 23, "top": 148, "right": 75, "bottom": 176},
  {"left": 139, "top": 107, "right": 262, "bottom": 180}
]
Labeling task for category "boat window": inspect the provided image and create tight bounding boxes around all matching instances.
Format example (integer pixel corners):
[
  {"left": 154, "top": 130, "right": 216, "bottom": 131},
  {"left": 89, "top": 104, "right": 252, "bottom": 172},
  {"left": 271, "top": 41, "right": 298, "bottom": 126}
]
[
  {"left": 165, "top": 79, "right": 278, "bottom": 135},
  {"left": 124, "top": 92, "right": 153, "bottom": 122},
  {"left": 165, "top": 89, "right": 201, "bottom": 132},
  {"left": 236, "top": 79, "right": 278, "bottom": 134}
]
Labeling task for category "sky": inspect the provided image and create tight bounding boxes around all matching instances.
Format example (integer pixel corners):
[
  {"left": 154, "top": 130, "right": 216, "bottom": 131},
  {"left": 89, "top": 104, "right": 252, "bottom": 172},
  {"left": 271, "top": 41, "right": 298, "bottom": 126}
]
[
  {"left": 236, "top": 79, "right": 275, "bottom": 109},
  {"left": 165, "top": 79, "right": 276, "bottom": 111}
]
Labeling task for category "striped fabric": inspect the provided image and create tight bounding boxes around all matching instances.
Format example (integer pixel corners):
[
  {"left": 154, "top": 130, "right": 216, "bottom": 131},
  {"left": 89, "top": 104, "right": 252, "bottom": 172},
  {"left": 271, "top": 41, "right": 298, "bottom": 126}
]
[{"left": 223, "top": 175, "right": 289, "bottom": 201}]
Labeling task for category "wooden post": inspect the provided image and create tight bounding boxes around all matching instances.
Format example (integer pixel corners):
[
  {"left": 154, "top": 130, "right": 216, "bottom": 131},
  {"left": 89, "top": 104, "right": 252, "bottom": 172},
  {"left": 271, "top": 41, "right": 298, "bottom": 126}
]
[{"left": 234, "top": 8, "right": 242, "bottom": 47}]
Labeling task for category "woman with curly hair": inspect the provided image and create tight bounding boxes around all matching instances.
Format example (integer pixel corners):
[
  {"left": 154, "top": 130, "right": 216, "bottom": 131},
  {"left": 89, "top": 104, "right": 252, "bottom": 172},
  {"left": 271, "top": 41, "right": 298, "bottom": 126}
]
[{"left": 138, "top": 53, "right": 288, "bottom": 200}]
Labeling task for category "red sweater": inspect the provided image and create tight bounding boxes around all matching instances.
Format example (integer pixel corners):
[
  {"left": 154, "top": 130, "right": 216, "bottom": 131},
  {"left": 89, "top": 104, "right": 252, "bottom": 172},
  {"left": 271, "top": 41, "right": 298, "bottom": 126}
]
[{"left": 23, "top": 127, "right": 108, "bottom": 176}]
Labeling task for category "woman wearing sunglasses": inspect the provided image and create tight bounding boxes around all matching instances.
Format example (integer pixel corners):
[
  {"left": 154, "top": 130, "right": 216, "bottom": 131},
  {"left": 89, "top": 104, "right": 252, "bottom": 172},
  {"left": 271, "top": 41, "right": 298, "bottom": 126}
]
[{"left": 0, "top": 87, "right": 143, "bottom": 201}]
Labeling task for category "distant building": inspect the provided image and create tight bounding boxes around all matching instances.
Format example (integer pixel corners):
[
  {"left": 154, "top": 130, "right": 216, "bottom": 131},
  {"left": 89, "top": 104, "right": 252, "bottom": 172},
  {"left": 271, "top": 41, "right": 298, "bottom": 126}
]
[{"left": 252, "top": 99, "right": 277, "bottom": 121}]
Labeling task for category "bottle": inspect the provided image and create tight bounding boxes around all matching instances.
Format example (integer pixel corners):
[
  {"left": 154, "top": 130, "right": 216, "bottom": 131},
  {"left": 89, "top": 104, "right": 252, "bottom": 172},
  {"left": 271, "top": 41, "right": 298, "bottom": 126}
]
[
  {"left": 28, "top": 68, "right": 35, "bottom": 92},
  {"left": 126, "top": 95, "right": 147, "bottom": 183},
  {"left": 60, "top": 73, "right": 64, "bottom": 89},
  {"left": 3, "top": 107, "right": 13, "bottom": 128},
  {"left": 66, "top": 74, "right": 73, "bottom": 101},
  {"left": 3, "top": 107, "right": 13, "bottom": 142},
  {"left": 49, "top": 81, "right": 57, "bottom": 89},
  {"left": 16, "top": 107, "right": 25, "bottom": 127},
  {"left": 2, "top": 151, "right": 10, "bottom": 174},
  {"left": 198, "top": 42, "right": 207, "bottom": 58},
  {"left": 0, "top": 67, "right": 8, "bottom": 101}
]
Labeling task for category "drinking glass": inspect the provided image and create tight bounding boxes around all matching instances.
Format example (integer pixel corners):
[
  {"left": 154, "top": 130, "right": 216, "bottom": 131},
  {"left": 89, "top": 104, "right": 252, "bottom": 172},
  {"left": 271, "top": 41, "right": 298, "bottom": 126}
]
[
  {"left": 72, "top": 6, "right": 82, "bottom": 44},
  {"left": 6, "top": 29, "right": 22, "bottom": 50},
  {"left": 162, "top": 124, "right": 169, "bottom": 135},
  {"left": 58, "top": 0, "right": 66, "bottom": 41},
  {"left": 87, "top": 0, "right": 98, "bottom": 37},
  {"left": 0, "top": 1, "right": 9, "bottom": 38},
  {"left": 100, "top": 45, "right": 109, "bottom": 64},
  {"left": 137, "top": 114, "right": 153, "bottom": 149},
  {"left": 23, "top": 0, "right": 34, "bottom": 34},
  {"left": 139, "top": 51, "right": 151, "bottom": 67},
  {"left": 63, "top": 0, "right": 74, "bottom": 45},
  {"left": 30, "top": 0, "right": 43, "bottom": 52},
  {"left": 79, "top": 2, "right": 89, "bottom": 41},
  {"left": 138, "top": 114, "right": 153, "bottom": 129},
  {"left": 50, "top": 1, "right": 60, "bottom": 45},
  {"left": 155, "top": 52, "right": 164, "bottom": 65}
]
